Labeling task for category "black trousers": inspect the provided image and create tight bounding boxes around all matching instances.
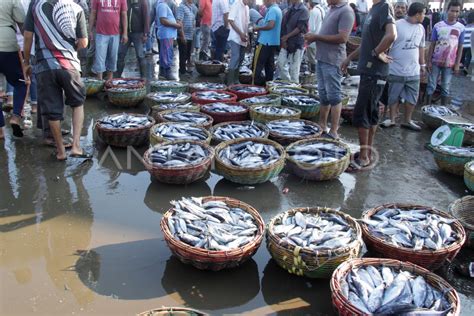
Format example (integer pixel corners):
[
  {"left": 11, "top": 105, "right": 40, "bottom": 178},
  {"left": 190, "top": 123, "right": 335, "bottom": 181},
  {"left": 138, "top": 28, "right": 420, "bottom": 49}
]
[
  {"left": 252, "top": 44, "right": 278, "bottom": 86},
  {"left": 178, "top": 39, "right": 193, "bottom": 73}
]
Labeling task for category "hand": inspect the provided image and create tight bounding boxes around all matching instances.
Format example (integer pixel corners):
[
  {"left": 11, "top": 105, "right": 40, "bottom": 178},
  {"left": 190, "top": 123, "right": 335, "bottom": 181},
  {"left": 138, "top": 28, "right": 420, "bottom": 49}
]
[
  {"left": 179, "top": 36, "right": 186, "bottom": 44},
  {"left": 176, "top": 22, "right": 183, "bottom": 29},
  {"left": 340, "top": 58, "right": 350, "bottom": 75},
  {"left": 304, "top": 33, "right": 316, "bottom": 44},
  {"left": 240, "top": 34, "right": 248, "bottom": 43},
  {"left": 281, "top": 35, "right": 288, "bottom": 43},
  {"left": 121, "top": 34, "right": 128, "bottom": 44},
  {"left": 142, "top": 34, "right": 148, "bottom": 43},
  {"left": 453, "top": 64, "right": 460, "bottom": 75},
  {"left": 254, "top": 26, "right": 260, "bottom": 32},
  {"left": 23, "top": 64, "right": 32, "bottom": 83},
  {"left": 420, "top": 65, "right": 426, "bottom": 77},
  {"left": 376, "top": 52, "right": 393, "bottom": 64},
  {"left": 427, "top": 61, "right": 432, "bottom": 73}
]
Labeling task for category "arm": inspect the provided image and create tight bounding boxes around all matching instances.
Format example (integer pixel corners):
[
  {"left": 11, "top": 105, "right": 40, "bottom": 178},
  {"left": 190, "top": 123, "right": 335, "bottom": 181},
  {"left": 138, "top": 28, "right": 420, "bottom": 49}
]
[
  {"left": 22, "top": 3, "right": 34, "bottom": 79},
  {"left": 121, "top": 9, "right": 128, "bottom": 43},
  {"left": 305, "top": 31, "right": 350, "bottom": 45},
  {"left": 160, "top": 17, "right": 181, "bottom": 28},
  {"left": 229, "top": 20, "right": 247, "bottom": 42},
  {"left": 254, "top": 20, "right": 275, "bottom": 32},
  {"left": 454, "top": 44, "right": 463, "bottom": 73},
  {"left": 373, "top": 22, "right": 396, "bottom": 55},
  {"left": 223, "top": 12, "right": 229, "bottom": 29},
  {"left": 76, "top": 10, "right": 89, "bottom": 49},
  {"left": 142, "top": 0, "right": 150, "bottom": 35},
  {"left": 340, "top": 47, "right": 360, "bottom": 74},
  {"left": 89, "top": 9, "right": 97, "bottom": 39},
  {"left": 427, "top": 41, "right": 435, "bottom": 72}
]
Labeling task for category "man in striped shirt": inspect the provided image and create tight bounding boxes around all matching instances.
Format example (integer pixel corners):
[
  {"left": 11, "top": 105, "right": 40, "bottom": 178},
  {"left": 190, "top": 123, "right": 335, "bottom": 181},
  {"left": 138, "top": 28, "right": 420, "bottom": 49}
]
[{"left": 462, "top": 11, "right": 473, "bottom": 74}]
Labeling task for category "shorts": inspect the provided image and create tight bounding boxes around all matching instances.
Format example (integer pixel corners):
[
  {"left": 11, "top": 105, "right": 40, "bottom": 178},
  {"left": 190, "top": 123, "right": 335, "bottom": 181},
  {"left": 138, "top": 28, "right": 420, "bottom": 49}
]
[
  {"left": 36, "top": 69, "right": 86, "bottom": 121},
  {"left": 92, "top": 33, "right": 120, "bottom": 73},
  {"left": 387, "top": 74, "right": 420, "bottom": 106},
  {"left": 353, "top": 74, "right": 386, "bottom": 128},
  {"left": 316, "top": 61, "right": 343, "bottom": 106}
]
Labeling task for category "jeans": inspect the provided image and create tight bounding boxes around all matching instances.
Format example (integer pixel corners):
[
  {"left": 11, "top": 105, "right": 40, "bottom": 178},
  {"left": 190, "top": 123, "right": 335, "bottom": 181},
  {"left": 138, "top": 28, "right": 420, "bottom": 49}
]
[
  {"left": 316, "top": 61, "right": 343, "bottom": 106},
  {"left": 92, "top": 34, "right": 120, "bottom": 74},
  {"left": 0, "top": 51, "right": 27, "bottom": 127},
  {"left": 194, "top": 28, "right": 201, "bottom": 49},
  {"left": 228, "top": 40, "right": 245, "bottom": 70},
  {"left": 427, "top": 64, "right": 452, "bottom": 97},
  {"left": 213, "top": 26, "right": 229, "bottom": 62},
  {"left": 116, "top": 32, "right": 146, "bottom": 77},
  {"left": 252, "top": 44, "right": 277, "bottom": 86},
  {"left": 159, "top": 38, "right": 175, "bottom": 79},
  {"left": 277, "top": 48, "right": 304, "bottom": 83},
  {"left": 200, "top": 24, "right": 211, "bottom": 56},
  {"left": 145, "top": 24, "right": 156, "bottom": 51},
  {"left": 178, "top": 39, "right": 193, "bottom": 73}
]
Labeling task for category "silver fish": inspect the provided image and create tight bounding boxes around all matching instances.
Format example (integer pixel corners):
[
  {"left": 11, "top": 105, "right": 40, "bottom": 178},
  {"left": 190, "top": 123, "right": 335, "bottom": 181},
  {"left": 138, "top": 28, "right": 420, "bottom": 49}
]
[
  {"left": 150, "top": 80, "right": 187, "bottom": 87},
  {"left": 254, "top": 105, "right": 298, "bottom": 115},
  {"left": 98, "top": 114, "right": 152, "bottom": 129},
  {"left": 267, "top": 120, "right": 320, "bottom": 137},
  {"left": 152, "top": 123, "right": 208, "bottom": 141},
  {"left": 231, "top": 85, "right": 266, "bottom": 94},
  {"left": 163, "top": 111, "right": 211, "bottom": 125},
  {"left": 287, "top": 142, "right": 347, "bottom": 164},
  {"left": 213, "top": 121, "right": 266, "bottom": 141},
  {"left": 202, "top": 102, "right": 247, "bottom": 113},
  {"left": 436, "top": 145, "right": 474, "bottom": 157},
  {"left": 218, "top": 140, "right": 281, "bottom": 168},
  {"left": 195, "top": 91, "right": 234, "bottom": 101},
  {"left": 422, "top": 106, "right": 459, "bottom": 117},
  {"left": 149, "top": 143, "right": 208, "bottom": 166},
  {"left": 153, "top": 102, "right": 195, "bottom": 111},
  {"left": 190, "top": 82, "right": 227, "bottom": 91},
  {"left": 241, "top": 94, "right": 280, "bottom": 105},
  {"left": 282, "top": 95, "right": 319, "bottom": 106},
  {"left": 148, "top": 92, "right": 190, "bottom": 103}
]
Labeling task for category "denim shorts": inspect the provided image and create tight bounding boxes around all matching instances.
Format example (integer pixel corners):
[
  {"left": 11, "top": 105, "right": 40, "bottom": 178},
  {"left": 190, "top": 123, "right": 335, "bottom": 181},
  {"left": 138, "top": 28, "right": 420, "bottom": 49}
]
[
  {"left": 316, "top": 61, "right": 343, "bottom": 106},
  {"left": 92, "top": 34, "right": 120, "bottom": 73},
  {"left": 387, "top": 74, "right": 420, "bottom": 106}
]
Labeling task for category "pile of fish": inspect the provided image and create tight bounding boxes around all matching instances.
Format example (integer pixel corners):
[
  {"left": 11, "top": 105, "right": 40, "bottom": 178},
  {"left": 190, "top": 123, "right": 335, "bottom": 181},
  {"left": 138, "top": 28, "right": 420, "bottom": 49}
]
[
  {"left": 107, "top": 79, "right": 144, "bottom": 88},
  {"left": 107, "top": 87, "right": 140, "bottom": 92},
  {"left": 342, "top": 265, "right": 453, "bottom": 314},
  {"left": 194, "top": 91, "right": 234, "bottom": 101},
  {"left": 202, "top": 102, "right": 247, "bottom": 113},
  {"left": 153, "top": 102, "right": 195, "bottom": 111},
  {"left": 218, "top": 140, "right": 281, "bottom": 168},
  {"left": 230, "top": 85, "right": 266, "bottom": 94},
  {"left": 98, "top": 114, "right": 152, "bottom": 129},
  {"left": 423, "top": 106, "right": 459, "bottom": 117},
  {"left": 268, "top": 81, "right": 300, "bottom": 88},
  {"left": 273, "top": 211, "right": 356, "bottom": 250},
  {"left": 283, "top": 95, "right": 319, "bottom": 106},
  {"left": 239, "top": 65, "right": 252, "bottom": 75},
  {"left": 436, "top": 145, "right": 474, "bottom": 157},
  {"left": 190, "top": 82, "right": 226, "bottom": 91},
  {"left": 271, "top": 87, "right": 305, "bottom": 95},
  {"left": 362, "top": 207, "right": 461, "bottom": 250},
  {"left": 148, "top": 143, "right": 209, "bottom": 167},
  {"left": 83, "top": 77, "right": 103, "bottom": 84},
  {"left": 254, "top": 105, "right": 298, "bottom": 115},
  {"left": 213, "top": 122, "right": 266, "bottom": 141},
  {"left": 199, "top": 60, "right": 224, "bottom": 66},
  {"left": 267, "top": 120, "right": 320, "bottom": 137},
  {"left": 241, "top": 95, "right": 279, "bottom": 105},
  {"left": 147, "top": 92, "right": 190, "bottom": 103},
  {"left": 152, "top": 123, "right": 209, "bottom": 141},
  {"left": 167, "top": 197, "right": 258, "bottom": 250},
  {"left": 341, "top": 75, "right": 360, "bottom": 87},
  {"left": 150, "top": 80, "right": 186, "bottom": 87},
  {"left": 287, "top": 142, "right": 347, "bottom": 164},
  {"left": 162, "top": 111, "right": 211, "bottom": 125}
]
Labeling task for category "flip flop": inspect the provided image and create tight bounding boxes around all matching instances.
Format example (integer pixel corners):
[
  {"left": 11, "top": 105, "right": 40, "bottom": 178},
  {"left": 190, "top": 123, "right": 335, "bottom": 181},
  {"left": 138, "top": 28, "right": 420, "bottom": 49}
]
[
  {"left": 321, "top": 132, "right": 339, "bottom": 140},
  {"left": 69, "top": 152, "right": 93, "bottom": 159},
  {"left": 11, "top": 123, "right": 24, "bottom": 137},
  {"left": 42, "top": 137, "right": 73, "bottom": 149},
  {"left": 51, "top": 151, "right": 67, "bottom": 161},
  {"left": 346, "top": 158, "right": 373, "bottom": 173}
]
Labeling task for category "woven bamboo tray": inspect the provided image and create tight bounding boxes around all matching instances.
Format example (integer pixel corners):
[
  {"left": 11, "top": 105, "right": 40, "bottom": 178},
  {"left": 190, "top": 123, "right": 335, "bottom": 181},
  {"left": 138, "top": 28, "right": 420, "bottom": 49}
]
[
  {"left": 281, "top": 94, "right": 320, "bottom": 119},
  {"left": 209, "top": 120, "right": 269, "bottom": 145},
  {"left": 143, "top": 140, "right": 214, "bottom": 184},
  {"left": 191, "top": 91, "right": 238, "bottom": 105},
  {"left": 240, "top": 94, "right": 281, "bottom": 107},
  {"left": 267, "top": 119, "right": 322, "bottom": 146},
  {"left": 249, "top": 105, "right": 302, "bottom": 123},
  {"left": 464, "top": 161, "right": 474, "bottom": 191},
  {"left": 157, "top": 110, "right": 214, "bottom": 130},
  {"left": 105, "top": 77, "right": 145, "bottom": 89},
  {"left": 149, "top": 103, "right": 200, "bottom": 122},
  {"left": 188, "top": 82, "right": 227, "bottom": 93},
  {"left": 160, "top": 196, "right": 265, "bottom": 270},
  {"left": 429, "top": 145, "right": 474, "bottom": 176},
  {"left": 149, "top": 80, "right": 189, "bottom": 93},
  {"left": 330, "top": 258, "right": 461, "bottom": 316},
  {"left": 214, "top": 138, "right": 285, "bottom": 184},
  {"left": 138, "top": 306, "right": 207, "bottom": 316},
  {"left": 95, "top": 113, "right": 155, "bottom": 148},
  {"left": 149, "top": 122, "right": 212, "bottom": 146},
  {"left": 267, "top": 207, "right": 363, "bottom": 278},
  {"left": 286, "top": 138, "right": 351, "bottom": 181},
  {"left": 83, "top": 78, "right": 105, "bottom": 96},
  {"left": 227, "top": 84, "right": 268, "bottom": 101},
  {"left": 269, "top": 86, "right": 309, "bottom": 96},
  {"left": 266, "top": 80, "right": 301, "bottom": 91},
  {"left": 449, "top": 195, "right": 474, "bottom": 249},
  {"left": 361, "top": 203, "right": 466, "bottom": 270},
  {"left": 107, "top": 87, "right": 147, "bottom": 108},
  {"left": 195, "top": 61, "right": 225, "bottom": 76},
  {"left": 200, "top": 102, "right": 249, "bottom": 124},
  {"left": 144, "top": 92, "right": 192, "bottom": 108}
]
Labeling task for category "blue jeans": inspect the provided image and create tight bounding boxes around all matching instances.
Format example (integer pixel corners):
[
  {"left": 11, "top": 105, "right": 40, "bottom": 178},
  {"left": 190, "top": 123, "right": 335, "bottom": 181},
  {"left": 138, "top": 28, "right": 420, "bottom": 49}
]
[
  {"left": 117, "top": 32, "right": 145, "bottom": 77},
  {"left": 228, "top": 41, "right": 245, "bottom": 70},
  {"left": 0, "top": 51, "right": 27, "bottom": 127},
  {"left": 427, "top": 64, "right": 452, "bottom": 97},
  {"left": 92, "top": 34, "right": 120, "bottom": 74},
  {"left": 159, "top": 38, "right": 174, "bottom": 79},
  {"left": 317, "top": 61, "right": 343, "bottom": 105},
  {"left": 213, "top": 26, "right": 229, "bottom": 62}
]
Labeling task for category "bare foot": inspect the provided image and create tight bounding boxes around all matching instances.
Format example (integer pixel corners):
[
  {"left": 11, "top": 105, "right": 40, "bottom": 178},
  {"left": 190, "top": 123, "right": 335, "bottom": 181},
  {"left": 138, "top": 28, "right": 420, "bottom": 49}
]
[{"left": 31, "top": 103, "right": 37, "bottom": 114}]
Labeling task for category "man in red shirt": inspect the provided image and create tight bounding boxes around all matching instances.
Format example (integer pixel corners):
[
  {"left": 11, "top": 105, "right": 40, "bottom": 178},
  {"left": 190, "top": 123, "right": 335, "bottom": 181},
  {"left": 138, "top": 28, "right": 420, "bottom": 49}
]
[
  {"left": 89, "top": 0, "right": 129, "bottom": 80},
  {"left": 199, "top": 0, "right": 212, "bottom": 60}
]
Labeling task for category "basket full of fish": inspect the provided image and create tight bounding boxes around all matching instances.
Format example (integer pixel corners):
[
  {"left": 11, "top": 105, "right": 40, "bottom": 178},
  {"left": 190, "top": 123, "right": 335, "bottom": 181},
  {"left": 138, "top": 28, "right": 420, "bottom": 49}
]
[
  {"left": 266, "top": 119, "right": 322, "bottom": 145},
  {"left": 249, "top": 105, "right": 301, "bottom": 123},
  {"left": 160, "top": 196, "right": 265, "bottom": 270},
  {"left": 144, "top": 92, "right": 192, "bottom": 108},
  {"left": 421, "top": 106, "right": 459, "bottom": 129},
  {"left": 149, "top": 122, "right": 211, "bottom": 146},
  {"left": 149, "top": 80, "right": 189, "bottom": 93},
  {"left": 149, "top": 103, "right": 199, "bottom": 122},
  {"left": 239, "top": 66, "right": 252, "bottom": 84},
  {"left": 105, "top": 78, "right": 146, "bottom": 90},
  {"left": 330, "top": 258, "right": 460, "bottom": 316},
  {"left": 360, "top": 203, "right": 466, "bottom": 270},
  {"left": 195, "top": 60, "right": 226, "bottom": 76},
  {"left": 269, "top": 86, "right": 309, "bottom": 96},
  {"left": 460, "top": 123, "right": 474, "bottom": 145},
  {"left": 188, "top": 82, "right": 227, "bottom": 93},
  {"left": 95, "top": 113, "right": 155, "bottom": 147},
  {"left": 240, "top": 94, "right": 282, "bottom": 107},
  {"left": 191, "top": 91, "right": 238, "bottom": 105},
  {"left": 157, "top": 110, "right": 214, "bottom": 130},
  {"left": 143, "top": 140, "right": 214, "bottom": 184},
  {"left": 281, "top": 94, "right": 321, "bottom": 119},
  {"left": 299, "top": 71, "right": 315, "bottom": 85},
  {"left": 301, "top": 83, "right": 318, "bottom": 96},
  {"left": 266, "top": 207, "right": 363, "bottom": 278},
  {"left": 214, "top": 138, "right": 285, "bottom": 184},
  {"left": 227, "top": 84, "right": 268, "bottom": 100},
  {"left": 106, "top": 86, "right": 147, "bottom": 108},
  {"left": 200, "top": 102, "right": 249, "bottom": 124},
  {"left": 209, "top": 121, "right": 269, "bottom": 145},
  {"left": 464, "top": 160, "right": 474, "bottom": 191},
  {"left": 429, "top": 145, "right": 474, "bottom": 176},
  {"left": 449, "top": 195, "right": 474, "bottom": 249},
  {"left": 265, "top": 80, "right": 301, "bottom": 91},
  {"left": 286, "top": 138, "right": 351, "bottom": 181},
  {"left": 82, "top": 77, "right": 105, "bottom": 96}
]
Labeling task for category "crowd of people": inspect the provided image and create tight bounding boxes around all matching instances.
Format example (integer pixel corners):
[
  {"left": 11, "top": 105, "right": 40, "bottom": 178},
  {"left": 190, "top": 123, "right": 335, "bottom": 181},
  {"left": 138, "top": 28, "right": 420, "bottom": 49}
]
[{"left": 0, "top": 0, "right": 473, "bottom": 167}]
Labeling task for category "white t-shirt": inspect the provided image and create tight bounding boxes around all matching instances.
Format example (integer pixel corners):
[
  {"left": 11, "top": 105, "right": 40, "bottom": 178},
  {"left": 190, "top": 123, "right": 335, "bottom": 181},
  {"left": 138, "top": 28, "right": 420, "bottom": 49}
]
[
  {"left": 389, "top": 19, "right": 425, "bottom": 77},
  {"left": 356, "top": 0, "right": 368, "bottom": 14},
  {"left": 308, "top": 5, "right": 325, "bottom": 48},
  {"left": 228, "top": 0, "right": 249, "bottom": 46}
]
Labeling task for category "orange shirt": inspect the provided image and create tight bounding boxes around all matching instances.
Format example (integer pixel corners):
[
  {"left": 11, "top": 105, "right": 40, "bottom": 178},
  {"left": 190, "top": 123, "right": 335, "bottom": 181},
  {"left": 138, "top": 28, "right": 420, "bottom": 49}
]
[{"left": 199, "top": 0, "right": 212, "bottom": 26}]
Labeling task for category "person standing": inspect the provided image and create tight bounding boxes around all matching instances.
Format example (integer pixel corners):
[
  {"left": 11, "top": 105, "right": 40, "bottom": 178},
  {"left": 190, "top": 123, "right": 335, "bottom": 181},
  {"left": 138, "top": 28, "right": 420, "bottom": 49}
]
[
  {"left": 211, "top": 0, "right": 230, "bottom": 61},
  {"left": 226, "top": 0, "right": 250, "bottom": 84},
  {"left": 24, "top": 0, "right": 90, "bottom": 160},
  {"left": 89, "top": 0, "right": 128, "bottom": 81},
  {"left": 252, "top": 0, "right": 282, "bottom": 85},
  {"left": 277, "top": 0, "right": 309, "bottom": 83},
  {"left": 462, "top": 12, "right": 473, "bottom": 74},
  {"left": 356, "top": 0, "right": 368, "bottom": 28},
  {"left": 306, "top": 0, "right": 325, "bottom": 73},
  {"left": 393, "top": 0, "right": 407, "bottom": 20},
  {"left": 199, "top": 0, "right": 212, "bottom": 60},
  {"left": 426, "top": 1, "right": 465, "bottom": 105},
  {"left": 176, "top": 0, "right": 197, "bottom": 75},
  {"left": 341, "top": 0, "right": 396, "bottom": 171},
  {"left": 304, "top": 0, "right": 354, "bottom": 140},
  {"left": 116, "top": 0, "right": 150, "bottom": 78}
]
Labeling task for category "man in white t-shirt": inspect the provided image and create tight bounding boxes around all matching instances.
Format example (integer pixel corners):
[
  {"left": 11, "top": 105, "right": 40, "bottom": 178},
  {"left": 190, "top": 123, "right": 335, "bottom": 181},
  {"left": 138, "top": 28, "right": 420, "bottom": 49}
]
[
  {"left": 356, "top": 0, "right": 368, "bottom": 29},
  {"left": 227, "top": 0, "right": 250, "bottom": 84},
  {"left": 382, "top": 2, "right": 426, "bottom": 131},
  {"left": 306, "top": 0, "right": 325, "bottom": 72}
]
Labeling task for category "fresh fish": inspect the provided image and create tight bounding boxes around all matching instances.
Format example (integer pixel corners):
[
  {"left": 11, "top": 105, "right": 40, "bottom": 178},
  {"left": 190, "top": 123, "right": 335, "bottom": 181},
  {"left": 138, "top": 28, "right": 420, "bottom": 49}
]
[
  {"left": 267, "top": 120, "right": 320, "bottom": 137},
  {"left": 271, "top": 87, "right": 306, "bottom": 95},
  {"left": 107, "top": 78, "right": 144, "bottom": 88},
  {"left": 98, "top": 114, "right": 152, "bottom": 129},
  {"left": 152, "top": 123, "right": 209, "bottom": 141},
  {"left": 254, "top": 105, "right": 298, "bottom": 115},
  {"left": 149, "top": 143, "right": 209, "bottom": 167},
  {"left": 147, "top": 92, "right": 190, "bottom": 103},
  {"left": 202, "top": 102, "right": 247, "bottom": 113},
  {"left": 213, "top": 121, "right": 266, "bottom": 141},
  {"left": 422, "top": 106, "right": 459, "bottom": 117},
  {"left": 218, "top": 140, "right": 281, "bottom": 168},
  {"left": 230, "top": 85, "right": 266, "bottom": 94},
  {"left": 199, "top": 60, "right": 224, "bottom": 66},
  {"left": 282, "top": 95, "right": 319, "bottom": 106},
  {"left": 287, "top": 142, "right": 347, "bottom": 164},
  {"left": 436, "top": 145, "right": 474, "bottom": 157},
  {"left": 163, "top": 111, "right": 212, "bottom": 125},
  {"left": 241, "top": 94, "right": 280, "bottom": 105},
  {"left": 194, "top": 91, "right": 234, "bottom": 101},
  {"left": 152, "top": 102, "right": 196, "bottom": 111},
  {"left": 189, "top": 82, "right": 227, "bottom": 91},
  {"left": 150, "top": 80, "right": 187, "bottom": 87},
  {"left": 239, "top": 65, "right": 252, "bottom": 75},
  {"left": 267, "top": 80, "right": 301, "bottom": 88}
]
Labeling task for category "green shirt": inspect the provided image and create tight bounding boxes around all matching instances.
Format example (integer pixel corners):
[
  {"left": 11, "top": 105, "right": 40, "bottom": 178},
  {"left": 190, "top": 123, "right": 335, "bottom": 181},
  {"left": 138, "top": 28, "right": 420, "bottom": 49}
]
[{"left": 0, "top": 0, "right": 25, "bottom": 52}]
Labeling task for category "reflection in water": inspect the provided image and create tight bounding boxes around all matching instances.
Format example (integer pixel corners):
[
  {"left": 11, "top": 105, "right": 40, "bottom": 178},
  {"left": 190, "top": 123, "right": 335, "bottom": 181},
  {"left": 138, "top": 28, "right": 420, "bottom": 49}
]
[{"left": 437, "top": 248, "right": 474, "bottom": 297}]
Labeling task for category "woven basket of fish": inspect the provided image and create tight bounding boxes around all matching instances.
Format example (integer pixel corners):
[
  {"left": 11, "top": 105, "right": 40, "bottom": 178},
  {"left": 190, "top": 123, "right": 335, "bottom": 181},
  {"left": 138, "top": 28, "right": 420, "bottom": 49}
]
[
  {"left": 346, "top": 36, "right": 362, "bottom": 55},
  {"left": 330, "top": 258, "right": 461, "bottom": 316},
  {"left": 269, "top": 86, "right": 309, "bottom": 96},
  {"left": 144, "top": 92, "right": 192, "bottom": 108},
  {"left": 95, "top": 113, "right": 155, "bottom": 148},
  {"left": 200, "top": 102, "right": 249, "bottom": 124},
  {"left": 214, "top": 138, "right": 286, "bottom": 184},
  {"left": 157, "top": 110, "right": 214, "bottom": 130},
  {"left": 149, "top": 122, "right": 211, "bottom": 146},
  {"left": 150, "top": 103, "right": 200, "bottom": 121},
  {"left": 265, "top": 80, "right": 301, "bottom": 91},
  {"left": 104, "top": 77, "right": 145, "bottom": 90},
  {"left": 106, "top": 86, "right": 147, "bottom": 108},
  {"left": 266, "top": 119, "right": 322, "bottom": 146},
  {"left": 286, "top": 138, "right": 351, "bottom": 181},
  {"left": 449, "top": 195, "right": 474, "bottom": 249},
  {"left": 266, "top": 207, "right": 363, "bottom": 278},
  {"left": 227, "top": 84, "right": 268, "bottom": 101},
  {"left": 299, "top": 71, "right": 315, "bottom": 85},
  {"left": 191, "top": 91, "right": 238, "bottom": 105},
  {"left": 360, "top": 203, "right": 466, "bottom": 271},
  {"left": 138, "top": 306, "right": 207, "bottom": 316},
  {"left": 160, "top": 196, "right": 265, "bottom": 270},
  {"left": 195, "top": 60, "right": 225, "bottom": 76},
  {"left": 429, "top": 145, "right": 474, "bottom": 176},
  {"left": 149, "top": 80, "right": 189, "bottom": 93},
  {"left": 249, "top": 105, "right": 301, "bottom": 123},
  {"left": 143, "top": 140, "right": 214, "bottom": 184},
  {"left": 83, "top": 77, "right": 105, "bottom": 96},
  {"left": 188, "top": 82, "right": 227, "bottom": 93},
  {"left": 301, "top": 83, "right": 318, "bottom": 95},
  {"left": 209, "top": 121, "right": 269, "bottom": 145},
  {"left": 281, "top": 94, "right": 320, "bottom": 119},
  {"left": 240, "top": 94, "right": 281, "bottom": 107},
  {"left": 421, "top": 106, "right": 459, "bottom": 129},
  {"left": 464, "top": 161, "right": 474, "bottom": 191}
]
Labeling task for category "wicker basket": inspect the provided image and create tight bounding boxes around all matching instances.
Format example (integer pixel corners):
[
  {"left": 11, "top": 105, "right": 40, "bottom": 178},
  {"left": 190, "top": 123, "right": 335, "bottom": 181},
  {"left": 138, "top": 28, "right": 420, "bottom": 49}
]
[
  {"left": 463, "top": 127, "right": 474, "bottom": 145},
  {"left": 240, "top": 94, "right": 281, "bottom": 107},
  {"left": 149, "top": 122, "right": 212, "bottom": 146},
  {"left": 346, "top": 36, "right": 361, "bottom": 55},
  {"left": 214, "top": 138, "right": 285, "bottom": 184},
  {"left": 227, "top": 84, "right": 268, "bottom": 101},
  {"left": 105, "top": 77, "right": 145, "bottom": 89},
  {"left": 191, "top": 91, "right": 238, "bottom": 105},
  {"left": 449, "top": 195, "right": 474, "bottom": 249},
  {"left": 267, "top": 207, "right": 363, "bottom": 278},
  {"left": 464, "top": 161, "right": 474, "bottom": 191},
  {"left": 149, "top": 103, "right": 200, "bottom": 122},
  {"left": 267, "top": 119, "right": 322, "bottom": 146},
  {"left": 200, "top": 102, "right": 249, "bottom": 124},
  {"left": 149, "top": 80, "right": 189, "bottom": 93},
  {"left": 144, "top": 92, "right": 192, "bottom": 108},
  {"left": 269, "top": 86, "right": 309, "bottom": 96},
  {"left": 160, "top": 196, "right": 265, "bottom": 270},
  {"left": 157, "top": 110, "right": 214, "bottom": 130},
  {"left": 195, "top": 61, "right": 225, "bottom": 76},
  {"left": 239, "top": 72, "right": 252, "bottom": 84},
  {"left": 430, "top": 145, "right": 474, "bottom": 176},
  {"left": 143, "top": 140, "right": 214, "bottom": 184},
  {"left": 83, "top": 78, "right": 105, "bottom": 96},
  {"left": 188, "top": 82, "right": 227, "bottom": 93},
  {"left": 266, "top": 80, "right": 301, "bottom": 90},
  {"left": 286, "top": 138, "right": 351, "bottom": 181},
  {"left": 361, "top": 203, "right": 466, "bottom": 270},
  {"left": 281, "top": 94, "right": 320, "bottom": 119},
  {"left": 249, "top": 105, "right": 302, "bottom": 123},
  {"left": 107, "top": 87, "right": 147, "bottom": 108},
  {"left": 209, "top": 120, "right": 270, "bottom": 145},
  {"left": 138, "top": 306, "right": 207, "bottom": 316},
  {"left": 421, "top": 106, "right": 459, "bottom": 129},
  {"left": 330, "top": 258, "right": 461, "bottom": 316},
  {"left": 95, "top": 114, "right": 155, "bottom": 148},
  {"left": 299, "top": 72, "right": 315, "bottom": 85}
]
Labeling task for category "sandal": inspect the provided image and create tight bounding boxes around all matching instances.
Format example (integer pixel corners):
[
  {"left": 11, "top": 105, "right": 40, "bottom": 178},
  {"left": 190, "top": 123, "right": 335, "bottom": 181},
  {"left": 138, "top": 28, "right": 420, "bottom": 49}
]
[
  {"left": 11, "top": 123, "right": 24, "bottom": 137},
  {"left": 69, "top": 152, "right": 93, "bottom": 159},
  {"left": 42, "top": 137, "right": 73, "bottom": 148},
  {"left": 346, "top": 152, "right": 373, "bottom": 173}
]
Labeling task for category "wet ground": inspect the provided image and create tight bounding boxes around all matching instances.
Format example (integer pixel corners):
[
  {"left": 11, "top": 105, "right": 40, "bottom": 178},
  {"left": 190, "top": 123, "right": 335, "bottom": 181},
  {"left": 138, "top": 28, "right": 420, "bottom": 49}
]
[{"left": 1, "top": 60, "right": 474, "bottom": 314}]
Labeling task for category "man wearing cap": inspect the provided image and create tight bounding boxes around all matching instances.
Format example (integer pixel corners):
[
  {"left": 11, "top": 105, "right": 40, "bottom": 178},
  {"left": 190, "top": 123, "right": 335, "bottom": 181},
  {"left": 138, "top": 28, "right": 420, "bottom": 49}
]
[{"left": 306, "top": 0, "right": 325, "bottom": 73}]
